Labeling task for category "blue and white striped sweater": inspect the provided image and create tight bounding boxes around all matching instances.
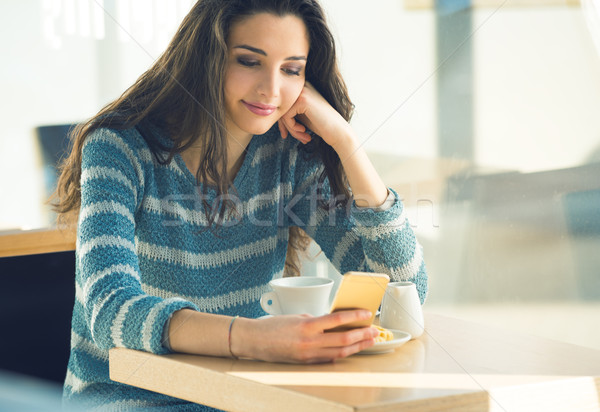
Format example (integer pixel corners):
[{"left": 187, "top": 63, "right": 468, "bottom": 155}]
[{"left": 63, "top": 124, "right": 428, "bottom": 410}]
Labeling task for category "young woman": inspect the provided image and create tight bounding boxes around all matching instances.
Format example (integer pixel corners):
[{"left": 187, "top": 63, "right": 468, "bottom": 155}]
[{"left": 55, "top": 0, "right": 428, "bottom": 409}]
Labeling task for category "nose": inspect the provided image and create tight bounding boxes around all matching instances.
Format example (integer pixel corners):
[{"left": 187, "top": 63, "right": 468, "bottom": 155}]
[{"left": 256, "top": 68, "right": 280, "bottom": 99}]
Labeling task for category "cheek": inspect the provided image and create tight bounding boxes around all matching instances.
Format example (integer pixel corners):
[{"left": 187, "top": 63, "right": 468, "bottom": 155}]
[
  {"left": 280, "top": 81, "right": 305, "bottom": 111},
  {"left": 224, "top": 68, "right": 250, "bottom": 103}
]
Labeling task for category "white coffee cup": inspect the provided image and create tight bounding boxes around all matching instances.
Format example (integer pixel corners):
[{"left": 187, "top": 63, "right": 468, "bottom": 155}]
[
  {"left": 380, "top": 281, "right": 425, "bottom": 339},
  {"left": 260, "top": 277, "right": 334, "bottom": 316}
]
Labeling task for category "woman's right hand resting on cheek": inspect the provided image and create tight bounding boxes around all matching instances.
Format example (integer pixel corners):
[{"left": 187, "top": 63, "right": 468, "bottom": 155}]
[{"left": 231, "top": 310, "right": 379, "bottom": 364}]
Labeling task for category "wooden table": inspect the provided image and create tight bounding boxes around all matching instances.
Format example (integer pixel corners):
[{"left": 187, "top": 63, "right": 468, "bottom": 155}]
[
  {"left": 0, "top": 227, "right": 75, "bottom": 258},
  {"left": 109, "top": 313, "right": 600, "bottom": 411}
]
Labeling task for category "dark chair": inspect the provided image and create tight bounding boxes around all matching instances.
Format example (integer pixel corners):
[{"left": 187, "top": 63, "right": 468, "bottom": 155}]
[
  {"left": 0, "top": 251, "right": 75, "bottom": 383},
  {"left": 36, "top": 124, "right": 75, "bottom": 199}
]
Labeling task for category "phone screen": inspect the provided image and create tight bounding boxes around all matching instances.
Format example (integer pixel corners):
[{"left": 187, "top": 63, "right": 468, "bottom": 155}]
[{"left": 327, "top": 272, "right": 389, "bottom": 331}]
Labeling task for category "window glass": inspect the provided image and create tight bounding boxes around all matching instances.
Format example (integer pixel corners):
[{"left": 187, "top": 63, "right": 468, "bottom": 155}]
[{"left": 1, "top": 0, "right": 598, "bottom": 350}]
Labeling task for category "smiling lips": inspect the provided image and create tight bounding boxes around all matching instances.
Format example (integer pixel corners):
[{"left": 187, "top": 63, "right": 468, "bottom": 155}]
[{"left": 242, "top": 101, "right": 277, "bottom": 116}]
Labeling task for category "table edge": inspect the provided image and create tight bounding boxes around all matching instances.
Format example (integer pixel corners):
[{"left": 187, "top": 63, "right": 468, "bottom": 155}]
[{"left": 0, "top": 227, "right": 76, "bottom": 258}]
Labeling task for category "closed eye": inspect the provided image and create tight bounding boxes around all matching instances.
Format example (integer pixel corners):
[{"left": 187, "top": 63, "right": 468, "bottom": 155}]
[
  {"left": 236, "top": 56, "right": 303, "bottom": 76},
  {"left": 282, "top": 67, "right": 301, "bottom": 76},
  {"left": 237, "top": 57, "right": 259, "bottom": 67}
]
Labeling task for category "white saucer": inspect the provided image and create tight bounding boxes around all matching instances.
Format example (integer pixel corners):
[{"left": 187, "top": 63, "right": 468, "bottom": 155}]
[
  {"left": 256, "top": 318, "right": 410, "bottom": 354},
  {"left": 357, "top": 329, "right": 411, "bottom": 355}
]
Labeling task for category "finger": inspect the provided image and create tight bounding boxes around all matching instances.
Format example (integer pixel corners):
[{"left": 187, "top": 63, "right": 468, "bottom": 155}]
[
  {"left": 282, "top": 117, "right": 306, "bottom": 132},
  {"left": 282, "top": 112, "right": 310, "bottom": 133},
  {"left": 281, "top": 116, "right": 311, "bottom": 143},
  {"left": 318, "top": 326, "right": 379, "bottom": 348},
  {"left": 292, "top": 121, "right": 306, "bottom": 132},
  {"left": 281, "top": 113, "right": 299, "bottom": 132},
  {"left": 333, "top": 337, "right": 377, "bottom": 359},
  {"left": 310, "top": 309, "right": 373, "bottom": 331},
  {"left": 288, "top": 129, "right": 312, "bottom": 143},
  {"left": 278, "top": 119, "right": 288, "bottom": 139},
  {"left": 295, "top": 113, "right": 315, "bottom": 134},
  {"left": 301, "top": 338, "right": 376, "bottom": 363}
]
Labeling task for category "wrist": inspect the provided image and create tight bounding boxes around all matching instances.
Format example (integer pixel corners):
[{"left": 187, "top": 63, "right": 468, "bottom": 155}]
[
  {"left": 227, "top": 316, "right": 239, "bottom": 359},
  {"left": 229, "top": 317, "right": 258, "bottom": 359},
  {"left": 330, "top": 126, "right": 359, "bottom": 159}
]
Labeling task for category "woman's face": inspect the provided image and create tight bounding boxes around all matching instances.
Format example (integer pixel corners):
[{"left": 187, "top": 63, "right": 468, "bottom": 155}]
[{"left": 224, "top": 13, "right": 309, "bottom": 141}]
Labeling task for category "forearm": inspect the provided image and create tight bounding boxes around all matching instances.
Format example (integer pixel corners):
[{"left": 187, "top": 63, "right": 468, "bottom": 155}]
[
  {"left": 332, "top": 128, "right": 389, "bottom": 208},
  {"left": 168, "top": 309, "right": 257, "bottom": 357},
  {"left": 168, "top": 309, "right": 379, "bottom": 363}
]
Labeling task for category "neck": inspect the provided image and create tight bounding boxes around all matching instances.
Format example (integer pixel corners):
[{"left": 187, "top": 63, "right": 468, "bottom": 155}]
[{"left": 181, "top": 133, "right": 253, "bottom": 183}]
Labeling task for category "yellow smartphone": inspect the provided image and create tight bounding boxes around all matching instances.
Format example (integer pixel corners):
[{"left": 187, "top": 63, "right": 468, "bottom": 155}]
[{"left": 327, "top": 271, "right": 390, "bottom": 331}]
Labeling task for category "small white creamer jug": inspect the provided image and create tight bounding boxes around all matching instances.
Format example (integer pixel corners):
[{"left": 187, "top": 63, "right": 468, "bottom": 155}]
[{"left": 380, "top": 281, "right": 424, "bottom": 339}]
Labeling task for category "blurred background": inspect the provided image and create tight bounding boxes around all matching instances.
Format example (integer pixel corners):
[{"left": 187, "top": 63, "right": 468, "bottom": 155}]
[{"left": 1, "top": 0, "right": 599, "bottom": 407}]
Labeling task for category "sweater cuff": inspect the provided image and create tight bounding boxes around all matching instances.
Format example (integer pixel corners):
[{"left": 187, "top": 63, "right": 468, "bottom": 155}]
[
  {"left": 162, "top": 312, "right": 175, "bottom": 352},
  {"left": 353, "top": 189, "right": 395, "bottom": 212},
  {"left": 148, "top": 298, "right": 198, "bottom": 354},
  {"left": 351, "top": 188, "right": 403, "bottom": 227}
]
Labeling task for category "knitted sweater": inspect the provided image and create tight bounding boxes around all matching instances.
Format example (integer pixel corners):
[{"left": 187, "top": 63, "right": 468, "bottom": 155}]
[{"left": 62, "top": 124, "right": 428, "bottom": 411}]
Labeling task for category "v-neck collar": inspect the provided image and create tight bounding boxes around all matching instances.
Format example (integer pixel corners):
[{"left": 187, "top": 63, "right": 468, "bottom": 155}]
[
  {"left": 138, "top": 120, "right": 257, "bottom": 193},
  {"left": 173, "top": 136, "right": 256, "bottom": 194}
]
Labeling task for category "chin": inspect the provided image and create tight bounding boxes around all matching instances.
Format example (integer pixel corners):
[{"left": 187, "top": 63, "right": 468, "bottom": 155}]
[{"left": 247, "top": 121, "right": 277, "bottom": 136}]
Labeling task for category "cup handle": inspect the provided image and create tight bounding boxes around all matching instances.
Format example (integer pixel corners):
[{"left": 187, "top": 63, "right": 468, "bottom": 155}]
[{"left": 260, "top": 292, "right": 281, "bottom": 315}]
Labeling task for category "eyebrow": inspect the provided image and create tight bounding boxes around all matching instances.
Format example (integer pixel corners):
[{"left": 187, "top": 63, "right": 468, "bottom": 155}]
[{"left": 233, "top": 44, "right": 307, "bottom": 61}]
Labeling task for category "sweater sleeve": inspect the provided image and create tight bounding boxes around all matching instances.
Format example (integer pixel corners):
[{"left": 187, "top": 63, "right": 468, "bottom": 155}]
[
  {"left": 289, "top": 161, "right": 428, "bottom": 304},
  {"left": 76, "top": 129, "right": 198, "bottom": 354}
]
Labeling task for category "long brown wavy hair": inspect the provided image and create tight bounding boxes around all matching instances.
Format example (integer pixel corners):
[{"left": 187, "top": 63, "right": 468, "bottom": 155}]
[{"left": 53, "top": 0, "right": 354, "bottom": 276}]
